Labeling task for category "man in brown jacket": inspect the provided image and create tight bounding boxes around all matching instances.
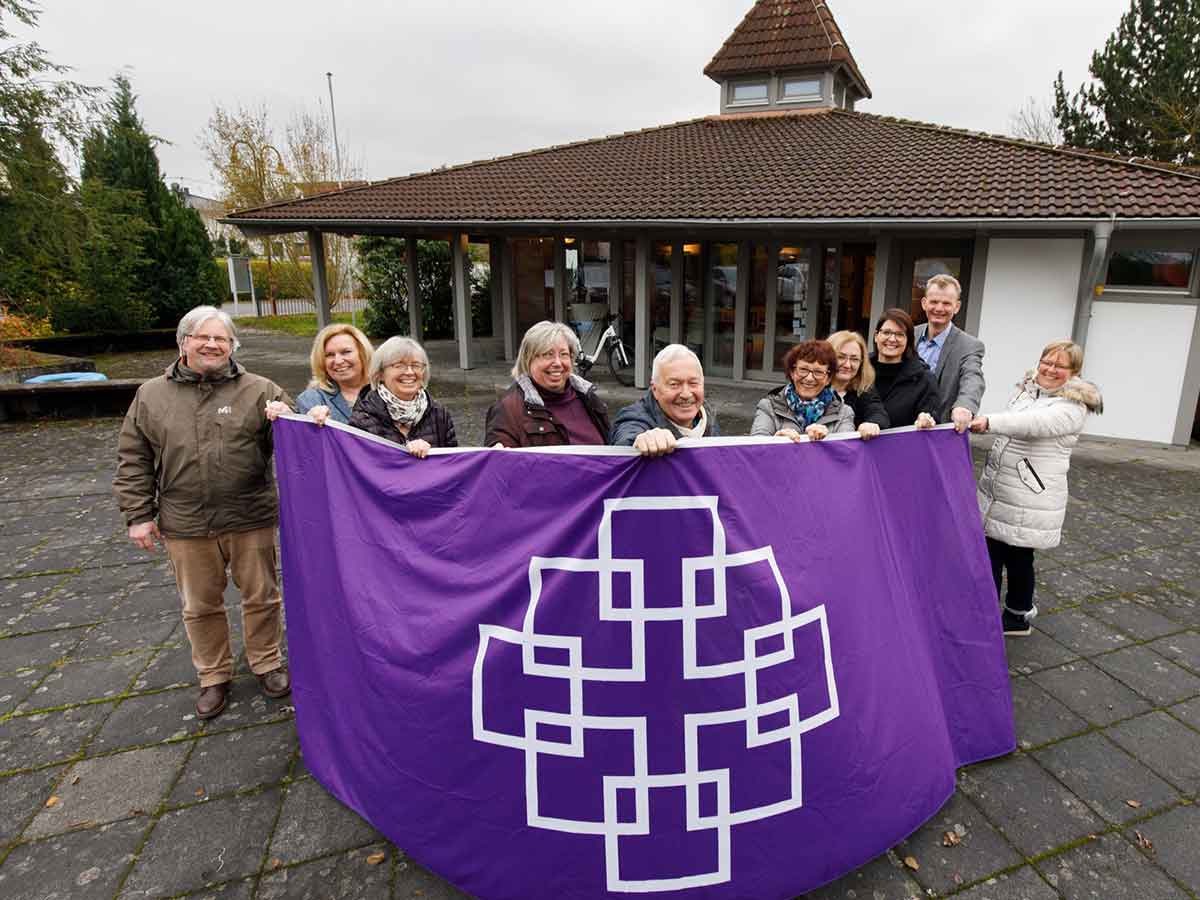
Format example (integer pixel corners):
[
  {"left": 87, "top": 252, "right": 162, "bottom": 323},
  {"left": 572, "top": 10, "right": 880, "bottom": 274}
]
[{"left": 114, "top": 305, "right": 293, "bottom": 720}]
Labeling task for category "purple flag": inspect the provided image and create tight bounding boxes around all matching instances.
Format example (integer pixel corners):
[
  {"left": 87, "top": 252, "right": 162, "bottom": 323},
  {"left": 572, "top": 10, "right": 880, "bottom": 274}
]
[{"left": 274, "top": 421, "right": 1014, "bottom": 899}]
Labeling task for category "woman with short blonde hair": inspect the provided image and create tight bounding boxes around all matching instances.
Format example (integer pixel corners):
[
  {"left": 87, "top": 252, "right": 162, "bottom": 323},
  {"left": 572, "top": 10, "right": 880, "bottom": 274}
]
[
  {"left": 827, "top": 330, "right": 889, "bottom": 440},
  {"left": 295, "top": 323, "right": 374, "bottom": 424}
]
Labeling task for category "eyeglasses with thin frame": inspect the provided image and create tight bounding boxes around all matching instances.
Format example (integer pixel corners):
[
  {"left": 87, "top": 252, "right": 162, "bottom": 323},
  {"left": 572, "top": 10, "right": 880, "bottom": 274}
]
[
  {"left": 792, "top": 365, "right": 829, "bottom": 382},
  {"left": 388, "top": 361, "right": 426, "bottom": 373},
  {"left": 535, "top": 350, "right": 573, "bottom": 363},
  {"left": 1039, "top": 358, "right": 1072, "bottom": 372},
  {"left": 188, "top": 333, "right": 231, "bottom": 346},
  {"left": 876, "top": 329, "right": 906, "bottom": 341},
  {"left": 836, "top": 352, "right": 861, "bottom": 364}
]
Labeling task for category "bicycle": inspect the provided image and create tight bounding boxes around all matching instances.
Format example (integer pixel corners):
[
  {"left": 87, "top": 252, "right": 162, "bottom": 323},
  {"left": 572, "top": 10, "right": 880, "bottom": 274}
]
[{"left": 573, "top": 313, "right": 634, "bottom": 386}]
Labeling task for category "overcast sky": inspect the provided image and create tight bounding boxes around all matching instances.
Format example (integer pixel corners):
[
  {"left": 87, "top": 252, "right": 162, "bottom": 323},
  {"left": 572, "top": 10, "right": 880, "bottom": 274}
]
[{"left": 23, "top": 0, "right": 1130, "bottom": 199}]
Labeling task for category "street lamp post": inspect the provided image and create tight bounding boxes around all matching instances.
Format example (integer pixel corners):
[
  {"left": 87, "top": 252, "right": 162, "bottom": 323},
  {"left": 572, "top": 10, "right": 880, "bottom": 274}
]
[{"left": 230, "top": 139, "right": 286, "bottom": 316}]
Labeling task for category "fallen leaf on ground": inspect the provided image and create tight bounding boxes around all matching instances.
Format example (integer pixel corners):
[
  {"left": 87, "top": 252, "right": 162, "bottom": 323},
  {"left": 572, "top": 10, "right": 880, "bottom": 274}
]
[
  {"left": 70, "top": 775, "right": 81, "bottom": 785},
  {"left": 942, "top": 831, "right": 962, "bottom": 847},
  {"left": 195, "top": 788, "right": 205, "bottom": 797},
  {"left": 1134, "top": 831, "right": 1154, "bottom": 853},
  {"left": 1125, "top": 799, "right": 1142, "bottom": 809},
  {"left": 366, "top": 852, "right": 386, "bottom": 866},
  {"left": 903, "top": 855, "right": 919, "bottom": 871},
  {"left": 269, "top": 858, "right": 282, "bottom": 869},
  {"left": 45, "top": 796, "right": 60, "bottom": 808}
]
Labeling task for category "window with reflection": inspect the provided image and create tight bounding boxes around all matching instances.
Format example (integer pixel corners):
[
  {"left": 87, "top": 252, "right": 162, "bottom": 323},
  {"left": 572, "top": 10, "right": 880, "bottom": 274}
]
[
  {"left": 774, "top": 245, "right": 810, "bottom": 369},
  {"left": 567, "top": 240, "right": 611, "bottom": 338},
  {"left": 747, "top": 244, "right": 769, "bottom": 372},
  {"left": 730, "top": 81, "right": 768, "bottom": 105},
  {"left": 910, "top": 257, "right": 962, "bottom": 319},
  {"left": 652, "top": 242, "right": 672, "bottom": 353},
  {"left": 512, "top": 238, "right": 555, "bottom": 334},
  {"left": 781, "top": 77, "right": 821, "bottom": 101},
  {"left": 682, "top": 243, "right": 704, "bottom": 360},
  {"left": 817, "top": 246, "right": 838, "bottom": 338},
  {"left": 709, "top": 243, "right": 738, "bottom": 371},
  {"left": 1106, "top": 249, "right": 1195, "bottom": 289}
]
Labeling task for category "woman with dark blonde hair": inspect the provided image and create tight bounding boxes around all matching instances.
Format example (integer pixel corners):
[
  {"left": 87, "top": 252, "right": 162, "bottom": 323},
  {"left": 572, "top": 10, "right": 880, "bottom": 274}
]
[
  {"left": 971, "top": 339, "right": 1103, "bottom": 635},
  {"left": 827, "top": 330, "right": 889, "bottom": 440},
  {"left": 295, "top": 323, "right": 374, "bottom": 424}
]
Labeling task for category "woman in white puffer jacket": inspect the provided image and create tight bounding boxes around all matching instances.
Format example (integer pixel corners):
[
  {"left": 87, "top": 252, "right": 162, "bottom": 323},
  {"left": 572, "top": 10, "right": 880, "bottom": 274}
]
[{"left": 970, "top": 340, "right": 1103, "bottom": 636}]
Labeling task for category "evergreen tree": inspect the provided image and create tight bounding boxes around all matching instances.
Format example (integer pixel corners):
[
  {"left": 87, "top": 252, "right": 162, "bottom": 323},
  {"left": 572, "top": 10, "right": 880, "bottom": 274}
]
[
  {"left": 81, "top": 75, "right": 220, "bottom": 328},
  {"left": 1053, "top": 0, "right": 1200, "bottom": 165}
]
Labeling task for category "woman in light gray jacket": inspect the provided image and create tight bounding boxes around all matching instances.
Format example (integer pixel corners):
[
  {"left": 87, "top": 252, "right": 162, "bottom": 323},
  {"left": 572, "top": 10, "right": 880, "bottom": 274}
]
[
  {"left": 752, "top": 340, "right": 855, "bottom": 442},
  {"left": 970, "top": 340, "right": 1103, "bottom": 636}
]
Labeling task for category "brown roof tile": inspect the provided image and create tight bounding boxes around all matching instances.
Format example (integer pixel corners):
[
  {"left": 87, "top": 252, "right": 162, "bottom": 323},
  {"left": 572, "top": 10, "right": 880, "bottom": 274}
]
[
  {"left": 703, "top": 0, "right": 871, "bottom": 97},
  {"left": 225, "top": 110, "right": 1200, "bottom": 225}
]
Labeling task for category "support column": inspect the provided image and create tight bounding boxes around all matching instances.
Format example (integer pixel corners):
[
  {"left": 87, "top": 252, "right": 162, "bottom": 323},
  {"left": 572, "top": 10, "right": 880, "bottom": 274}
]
[
  {"left": 307, "top": 230, "right": 331, "bottom": 329},
  {"left": 827, "top": 241, "right": 843, "bottom": 334},
  {"left": 964, "top": 234, "right": 989, "bottom": 337},
  {"left": 488, "top": 237, "right": 503, "bottom": 341},
  {"left": 868, "top": 236, "right": 893, "bottom": 352},
  {"left": 553, "top": 237, "right": 567, "bottom": 322},
  {"left": 405, "top": 236, "right": 422, "bottom": 341},
  {"left": 762, "top": 238, "right": 781, "bottom": 376},
  {"left": 634, "top": 235, "right": 652, "bottom": 390},
  {"left": 733, "top": 241, "right": 750, "bottom": 381},
  {"left": 501, "top": 239, "right": 517, "bottom": 361},
  {"left": 608, "top": 241, "right": 623, "bottom": 316},
  {"left": 669, "top": 240, "right": 684, "bottom": 345},
  {"left": 452, "top": 232, "right": 474, "bottom": 370},
  {"left": 806, "top": 240, "right": 823, "bottom": 339}
]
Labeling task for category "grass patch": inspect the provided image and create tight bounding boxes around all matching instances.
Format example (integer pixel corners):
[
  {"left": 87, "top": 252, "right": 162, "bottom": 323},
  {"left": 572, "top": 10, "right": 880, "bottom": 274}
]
[{"left": 233, "top": 312, "right": 360, "bottom": 337}]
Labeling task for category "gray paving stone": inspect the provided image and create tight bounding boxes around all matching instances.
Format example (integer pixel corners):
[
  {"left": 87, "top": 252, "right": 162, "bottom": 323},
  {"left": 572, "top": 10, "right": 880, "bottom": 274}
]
[
  {"left": 16, "top": 541, "right": 101, "bottom": 576},
  {"left": 894, "top": 790, "right": 1022, "bottom": 896},
  {"left": 258, "top": 844, "right": 392, "bottom": 900},
  {"left": 1035, "top": 833, "right": 1188, "bottom": 899},
  {"left": 1034, "top": 609, "right": 1131, "bottom": 656},
  {"left": 1146, "top": 630, "right": 1200, "bottom": 674},
  {"left": 0, "top": 627, "right": 88, "bottom": 668},
  {"left": 0, "top": 703, "right": 114, "bottom": 772},
  {"left": 394, "top": 855, "right": 475, "bottom": 900},
  {"left": 1074, "top": 557, "right": 1167, "bottom": 597},
  {"left": 1124, "top": 804, "right": 1200, "bottom": 894},
  {"left": 1031, "top": 732, "right": 1180, "bottom": 825},
  {"left": 1084, "top": 598, "right": 1184, "bottom": 641},
  {"left": 119, "top": 788, "right": 280, "bottom": 899},
  {"left": 133, "top": 644, "right": 199, "bottom": 692},
  {"left": 1105, "top": 711, "right": 1200, "bottom": 793},
  {"left": 953, "top": 866, "right": 1061, "bottom": 900},
  {"left": 25, "top": 743, "right": 187, "bottom": 838},
  {"left": 0, "top": 818, "right": 145, "bottom": 900},
  {"left": 176, "top": 878, "right": 256, "bottom": 900},
  {"left": 13, "top": 591, "right": 121, "bottom": 631},
  {"left": 1168, "top": 696, "right": 1200, "bottom": 729},
  {"left": 268, "top": 777, "right": 381, "bottom": 865},
  {"left": 18, "top": 652, "right": 151, "bottom": 712},
  {"left": 68, "top": 615, "right": 178, "bottom": 660},
  {"left": 0, "top": 667, "right": 45, "bottom": 716},
  {"left": 170, "top": 721, "right": 297, "bottom": 804},
  {"left": 1010, "top": 676, "right": 1088, "bottom": 749},
  {"left": 1091, "top": 644, "right": 1200, "bottom": 706},
  {"left": 110, "top": 584, "right": 179, "bottom": 620},
  {"left": 1030, "top": 564, "right": 1109, "bottom": 603},
  {"left": 1031, "top": 661, "right": 1153, "bottom": 727},
  {"left": 1140, "top": 587, "right": 1200, "bottom": 628},
  {"left": 803, "top": 851, "right": 923, "bottom": 899},
  {"left": 0, "top": 765, "right": 64, "bottom": 845},
  {"left": 0, "top": 573, "right": 69, "bottom": 609},
  {"left": 88, "top": 688, "right": 205, "bottom": 753},
  {"left": 957, "top": 755, "right": 1102, "bottom": 858},
  {"left": 1004, "top": 631, "right": 1079, "bottom": 676}
]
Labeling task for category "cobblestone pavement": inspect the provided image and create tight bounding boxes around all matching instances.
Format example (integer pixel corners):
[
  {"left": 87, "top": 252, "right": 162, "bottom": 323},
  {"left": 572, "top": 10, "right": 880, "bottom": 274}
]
[{"left": 0, "top": 331, "right": 1198, "bottom": 899}]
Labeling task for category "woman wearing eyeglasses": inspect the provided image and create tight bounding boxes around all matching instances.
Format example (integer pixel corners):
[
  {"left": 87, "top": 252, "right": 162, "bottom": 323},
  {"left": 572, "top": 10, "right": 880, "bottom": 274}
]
[
  {"left": 970, "top": 340, "right": 1103, "bottom": 636},
  {"left": 751, "top": 339, "right": 855, "bottom": 442},
  {"left": 345, "top": 336, "right": 458, "bottom": 457},
  {"left": 827, "top": 330, "right": 889, "bottom": 440},
  {"left": 869, "top": 309, "right": 940, "bottom": 430},
  {"left": 485, "top": 320, "right": 611, "bottom": 448}
]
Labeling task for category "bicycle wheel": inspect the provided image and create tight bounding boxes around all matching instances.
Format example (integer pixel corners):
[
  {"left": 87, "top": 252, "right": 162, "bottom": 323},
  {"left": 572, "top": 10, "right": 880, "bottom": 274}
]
[{"left": 608, "top": 341, "right": 635, "bottom": 386}]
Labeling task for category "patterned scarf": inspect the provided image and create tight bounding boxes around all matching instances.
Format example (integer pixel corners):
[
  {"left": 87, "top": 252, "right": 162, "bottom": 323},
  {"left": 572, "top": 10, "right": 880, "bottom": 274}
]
[
  {"left": 784, "top": 383, "right": 834, "bottom": 426},
  {"left": 376, "top": 383, "right": 429, "bottom": 427}
]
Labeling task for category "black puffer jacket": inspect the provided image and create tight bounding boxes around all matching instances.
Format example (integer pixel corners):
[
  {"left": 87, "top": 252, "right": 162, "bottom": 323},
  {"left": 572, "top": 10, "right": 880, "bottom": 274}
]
[{"left": 349, "top": 387, "right": 458, "bottom": 448}]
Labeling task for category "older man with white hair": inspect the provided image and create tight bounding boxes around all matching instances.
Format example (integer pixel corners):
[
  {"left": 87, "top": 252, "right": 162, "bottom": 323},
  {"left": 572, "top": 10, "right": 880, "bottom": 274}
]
[
  {"left": 610, "top": 344, "right": 720, "bottom": 456},
  {"left": 114, "top": 305, "right": 293, "bottom": 720}
]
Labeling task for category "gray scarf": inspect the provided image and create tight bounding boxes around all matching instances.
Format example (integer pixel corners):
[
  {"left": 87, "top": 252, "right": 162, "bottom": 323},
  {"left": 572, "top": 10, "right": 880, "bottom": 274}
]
[{"left": 376, "top": 383, "right": 429, "bottom": 427}]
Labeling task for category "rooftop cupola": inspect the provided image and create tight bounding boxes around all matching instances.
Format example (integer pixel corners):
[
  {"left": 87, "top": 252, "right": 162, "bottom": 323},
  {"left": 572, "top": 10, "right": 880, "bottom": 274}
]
[{"left": 704, "top": 0, "right": 871, "bottom": 114}]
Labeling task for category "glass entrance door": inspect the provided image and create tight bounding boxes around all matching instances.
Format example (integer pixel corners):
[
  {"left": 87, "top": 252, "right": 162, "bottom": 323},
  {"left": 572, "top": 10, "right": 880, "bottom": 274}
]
[{"left": 897, "top": 239, "right": 974, "bottom": 329}]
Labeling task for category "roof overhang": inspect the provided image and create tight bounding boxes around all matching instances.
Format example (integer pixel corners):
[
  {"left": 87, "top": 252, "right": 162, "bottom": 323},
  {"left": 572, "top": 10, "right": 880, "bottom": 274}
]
[{"left": 221, "top": 215, "right": 1200, "bottom": 238}]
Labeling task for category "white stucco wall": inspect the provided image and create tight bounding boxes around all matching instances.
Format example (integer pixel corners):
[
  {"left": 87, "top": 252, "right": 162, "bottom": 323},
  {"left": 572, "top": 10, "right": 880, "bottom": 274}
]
[
  {"left": 975, "top": 239, "right": 1082, "bottom": 412},
  {"left": 1081, "top": 300, "right": 1197, "bottom": 444}
]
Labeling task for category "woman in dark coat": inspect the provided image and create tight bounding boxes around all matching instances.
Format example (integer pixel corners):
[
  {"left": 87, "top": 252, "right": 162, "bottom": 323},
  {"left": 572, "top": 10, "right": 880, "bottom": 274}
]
[
  {"left": 827, "top": 329, "right": 889, "bottom": 439},
  {"left": 869, "top": 309, "right": 940, "bottom": 431},
  {"left": 485, "top": 321, "right": 610, "bottom": 448},
  {"left": 344, "top": 336, "right": 457, "bottom": 456}
]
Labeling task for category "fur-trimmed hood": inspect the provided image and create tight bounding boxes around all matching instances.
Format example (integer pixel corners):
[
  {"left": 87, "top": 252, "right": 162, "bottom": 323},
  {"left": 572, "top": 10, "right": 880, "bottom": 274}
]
[{"left": 1019, "top": 371, "right": 1103, "bottom": 414}]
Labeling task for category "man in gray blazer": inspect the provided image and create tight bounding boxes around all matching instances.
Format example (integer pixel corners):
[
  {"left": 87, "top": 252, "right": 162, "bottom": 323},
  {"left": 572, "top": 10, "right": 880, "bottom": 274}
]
[{"left": 914, "top": 274, "right": 985, "bottom": 431}]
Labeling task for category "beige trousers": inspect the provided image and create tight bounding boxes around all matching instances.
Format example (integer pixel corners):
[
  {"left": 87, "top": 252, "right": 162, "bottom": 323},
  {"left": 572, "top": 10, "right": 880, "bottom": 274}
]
[{"left": 164, "top": 526, "right": 283, "bottom": 687}]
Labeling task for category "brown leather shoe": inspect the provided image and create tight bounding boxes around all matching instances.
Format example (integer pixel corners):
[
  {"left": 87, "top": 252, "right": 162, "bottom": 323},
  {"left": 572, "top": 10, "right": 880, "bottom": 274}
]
[
  {"left": 258, "top": 668, "right": 291, "bottom": 699},
  {"left": 196, "top": 682, "right": 229, "bottom": 719}
]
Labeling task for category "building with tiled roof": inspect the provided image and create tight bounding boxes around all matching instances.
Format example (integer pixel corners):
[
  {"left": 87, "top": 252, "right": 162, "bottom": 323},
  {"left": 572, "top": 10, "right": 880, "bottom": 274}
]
[{"left": 225, "top": 0, "right": 1200, "bottom": 445}]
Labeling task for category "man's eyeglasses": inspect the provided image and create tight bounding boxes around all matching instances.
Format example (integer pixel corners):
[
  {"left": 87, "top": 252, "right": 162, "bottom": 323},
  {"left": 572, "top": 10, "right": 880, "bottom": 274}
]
[
  {"left": 792, "top": 366, "right": 829, "bottom": 382},
  {"left": 188, "top": 333, "right": 231, "bottom": 346}
]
